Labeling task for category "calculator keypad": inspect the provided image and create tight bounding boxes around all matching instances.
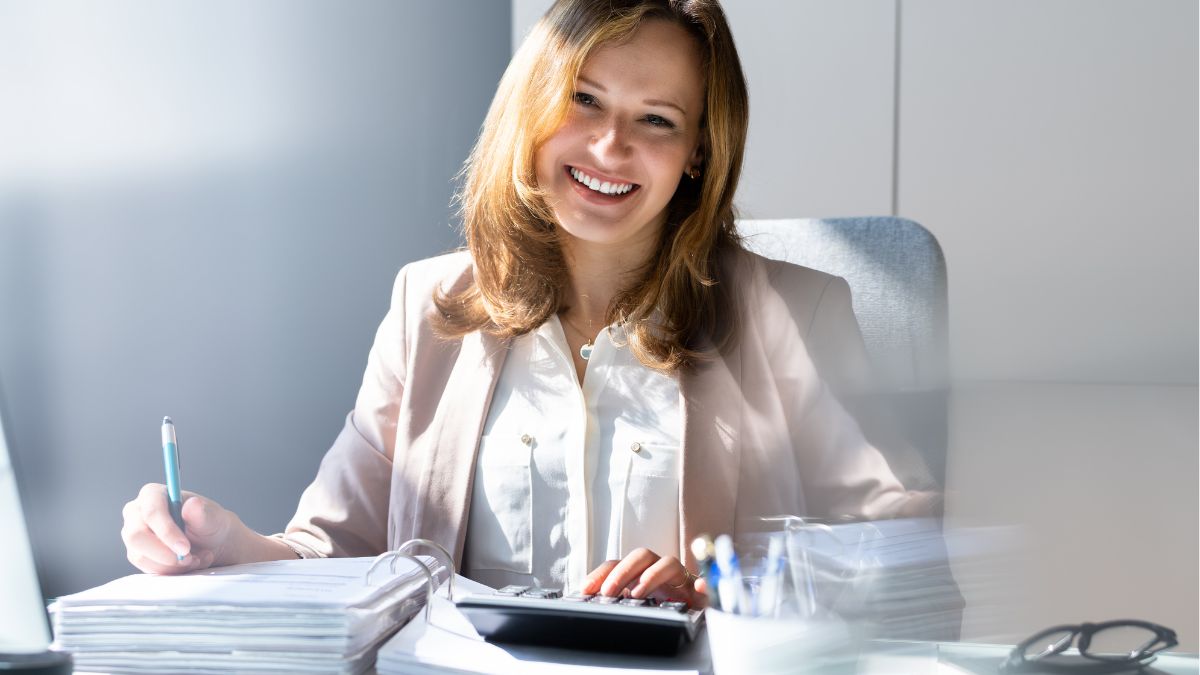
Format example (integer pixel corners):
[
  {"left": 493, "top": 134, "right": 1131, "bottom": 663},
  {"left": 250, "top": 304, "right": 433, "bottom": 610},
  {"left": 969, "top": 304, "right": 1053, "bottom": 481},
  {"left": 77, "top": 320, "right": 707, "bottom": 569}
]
[{"left": 493, "top": 588, "right": 690, "bottom": 613}]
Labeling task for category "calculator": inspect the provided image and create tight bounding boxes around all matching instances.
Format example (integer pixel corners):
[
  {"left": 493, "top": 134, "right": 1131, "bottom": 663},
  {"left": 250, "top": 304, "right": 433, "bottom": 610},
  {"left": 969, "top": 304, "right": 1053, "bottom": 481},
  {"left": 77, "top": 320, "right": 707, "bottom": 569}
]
[{"left": 454, "top": 585, "right": 705, "bottom": 656}]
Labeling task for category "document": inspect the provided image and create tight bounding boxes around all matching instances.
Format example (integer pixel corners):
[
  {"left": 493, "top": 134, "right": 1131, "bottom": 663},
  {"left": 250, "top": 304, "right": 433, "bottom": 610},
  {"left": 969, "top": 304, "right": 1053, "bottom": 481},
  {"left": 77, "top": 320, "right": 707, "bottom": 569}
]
[{"left": 51, "top": 555, "right": 443, "bottom": 674}]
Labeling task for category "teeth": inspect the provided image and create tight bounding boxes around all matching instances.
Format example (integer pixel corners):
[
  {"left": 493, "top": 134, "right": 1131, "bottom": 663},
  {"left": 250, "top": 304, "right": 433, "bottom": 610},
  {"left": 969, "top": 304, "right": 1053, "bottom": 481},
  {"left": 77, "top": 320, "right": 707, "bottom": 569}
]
[{"left": 570, "top": 167, "right": 634, "bottom": 195}]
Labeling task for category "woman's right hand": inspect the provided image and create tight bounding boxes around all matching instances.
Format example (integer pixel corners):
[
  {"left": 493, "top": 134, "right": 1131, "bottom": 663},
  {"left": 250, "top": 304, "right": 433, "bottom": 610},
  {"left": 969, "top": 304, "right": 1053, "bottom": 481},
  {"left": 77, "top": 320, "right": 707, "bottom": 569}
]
[{"left": 121, "top": 483, "right": 240, "bottom": 575}]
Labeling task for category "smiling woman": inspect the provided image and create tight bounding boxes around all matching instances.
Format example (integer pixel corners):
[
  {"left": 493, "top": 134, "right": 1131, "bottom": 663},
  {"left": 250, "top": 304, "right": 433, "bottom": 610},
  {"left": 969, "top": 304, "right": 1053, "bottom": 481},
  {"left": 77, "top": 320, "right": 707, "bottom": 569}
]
[
  {"left": 118, "top": 0, "right": 944, "bottom": 619},
  {"left": 434, "top": 0, "right": 750, "bottom": 377}
]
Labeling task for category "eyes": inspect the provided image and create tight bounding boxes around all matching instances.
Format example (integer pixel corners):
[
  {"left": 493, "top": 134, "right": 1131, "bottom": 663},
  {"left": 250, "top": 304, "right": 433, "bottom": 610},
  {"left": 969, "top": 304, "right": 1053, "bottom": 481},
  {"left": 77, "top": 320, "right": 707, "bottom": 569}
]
[{"left": 573, "top": 91, "right": 677, "bottom": 130}]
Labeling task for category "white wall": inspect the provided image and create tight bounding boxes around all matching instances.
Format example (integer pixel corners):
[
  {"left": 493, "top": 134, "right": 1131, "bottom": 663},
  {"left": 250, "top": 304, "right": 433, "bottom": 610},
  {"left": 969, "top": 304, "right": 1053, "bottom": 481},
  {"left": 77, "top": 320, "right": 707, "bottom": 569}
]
[
  {"left": 899, "top": 0, "right": 1198, "bottom": 384},
  {"left": 514, "top": 0, "right": 1199, "bottom": 649}
]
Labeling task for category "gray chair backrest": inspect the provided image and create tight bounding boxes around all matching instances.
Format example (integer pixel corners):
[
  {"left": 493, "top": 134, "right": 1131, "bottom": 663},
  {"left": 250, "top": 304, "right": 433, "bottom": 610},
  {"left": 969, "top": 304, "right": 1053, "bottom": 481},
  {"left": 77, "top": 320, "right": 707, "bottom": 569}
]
[{"left": 737, "top": 217, "right": 950, "bottom": 488}]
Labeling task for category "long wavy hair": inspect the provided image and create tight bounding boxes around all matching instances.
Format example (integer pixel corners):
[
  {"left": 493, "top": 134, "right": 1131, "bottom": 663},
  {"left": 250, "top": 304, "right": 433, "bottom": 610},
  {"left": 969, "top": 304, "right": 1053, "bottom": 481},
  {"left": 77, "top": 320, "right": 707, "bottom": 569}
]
[{"left": 433, "top": 0, "right": 749, "bottom": 372}]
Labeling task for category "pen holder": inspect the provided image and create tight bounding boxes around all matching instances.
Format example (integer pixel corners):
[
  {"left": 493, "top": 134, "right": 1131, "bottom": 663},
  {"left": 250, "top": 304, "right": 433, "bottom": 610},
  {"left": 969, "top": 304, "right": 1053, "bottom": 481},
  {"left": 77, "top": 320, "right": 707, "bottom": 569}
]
[{"left": 705, "top": 608, "right": 851, "bottom": 675}]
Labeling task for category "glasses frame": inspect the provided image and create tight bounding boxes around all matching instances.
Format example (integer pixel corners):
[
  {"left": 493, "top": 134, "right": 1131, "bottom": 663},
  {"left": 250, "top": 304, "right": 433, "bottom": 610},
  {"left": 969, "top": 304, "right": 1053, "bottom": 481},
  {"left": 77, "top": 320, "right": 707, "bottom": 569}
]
[{"left": 1004, "top": 619, "right": 1178, "bottom": 673}]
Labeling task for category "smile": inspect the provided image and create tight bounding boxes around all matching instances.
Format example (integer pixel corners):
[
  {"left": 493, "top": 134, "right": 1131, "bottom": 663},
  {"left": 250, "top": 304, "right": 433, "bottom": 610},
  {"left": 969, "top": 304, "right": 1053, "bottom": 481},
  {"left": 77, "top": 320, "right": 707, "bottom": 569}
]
[{"left": 566, "top": 166, "right": 640, "bottom": 197}]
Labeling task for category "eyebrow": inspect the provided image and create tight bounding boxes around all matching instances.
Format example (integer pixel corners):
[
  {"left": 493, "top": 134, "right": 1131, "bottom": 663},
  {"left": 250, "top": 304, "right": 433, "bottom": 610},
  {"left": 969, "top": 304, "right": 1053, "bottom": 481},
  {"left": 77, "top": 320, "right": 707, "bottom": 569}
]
[{"left": 577, "top": 76, "right": 688, "bottom": 117}]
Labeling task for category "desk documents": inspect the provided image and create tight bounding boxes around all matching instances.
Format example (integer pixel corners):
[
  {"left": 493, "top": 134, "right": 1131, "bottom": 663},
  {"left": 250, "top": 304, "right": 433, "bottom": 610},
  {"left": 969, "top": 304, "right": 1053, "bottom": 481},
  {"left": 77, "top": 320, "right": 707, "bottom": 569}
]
[{"left": 50, "top": 556, "right": 441, "bottom": 674}]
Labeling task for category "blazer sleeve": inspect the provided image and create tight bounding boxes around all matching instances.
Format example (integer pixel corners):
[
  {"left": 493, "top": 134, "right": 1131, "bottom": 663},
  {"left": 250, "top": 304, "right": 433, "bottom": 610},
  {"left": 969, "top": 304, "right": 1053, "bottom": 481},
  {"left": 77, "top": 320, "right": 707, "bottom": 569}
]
[{"left": 270, "top": 266, "right": 411, "bottom": 558}]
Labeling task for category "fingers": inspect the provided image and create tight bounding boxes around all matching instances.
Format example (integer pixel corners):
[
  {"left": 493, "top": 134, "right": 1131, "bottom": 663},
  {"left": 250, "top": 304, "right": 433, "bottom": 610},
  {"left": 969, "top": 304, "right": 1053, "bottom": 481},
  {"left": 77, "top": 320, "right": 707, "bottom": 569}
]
[
  {"left": 597, "top": 548, "right": 661, "bottom": 598},
  {"left": 120, "top": 499, "right": 213, "bottom": 574},
  {"left": 582, "top": 560, "right": 620, "bottom": 595},
  {"left": 122, "top": 484, "right": 232, "bottom": 574},
  {"left": 630, "top": 554, "right": 690, "bottom": 599},
  {"left": 135, "top": 483, "right": 190, "bottom": 558},
  {"left": 180, "top": 494, "right": 226, "bottom": 539}
]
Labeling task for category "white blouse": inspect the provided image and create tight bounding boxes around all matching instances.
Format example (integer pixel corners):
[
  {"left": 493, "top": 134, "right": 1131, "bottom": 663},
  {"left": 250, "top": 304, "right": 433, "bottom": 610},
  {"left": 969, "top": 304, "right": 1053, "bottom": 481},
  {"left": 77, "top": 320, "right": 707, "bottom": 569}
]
[{"left": 462, "top": 316, "right": 681, "bottom": 594}]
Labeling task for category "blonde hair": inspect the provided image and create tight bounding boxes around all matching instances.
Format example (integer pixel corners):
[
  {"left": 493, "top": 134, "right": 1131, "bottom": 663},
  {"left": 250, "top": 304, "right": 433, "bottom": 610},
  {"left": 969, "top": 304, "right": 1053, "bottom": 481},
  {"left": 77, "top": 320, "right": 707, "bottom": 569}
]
[{"left": 434, "top": 0, "right": 749, "bottom": 372}]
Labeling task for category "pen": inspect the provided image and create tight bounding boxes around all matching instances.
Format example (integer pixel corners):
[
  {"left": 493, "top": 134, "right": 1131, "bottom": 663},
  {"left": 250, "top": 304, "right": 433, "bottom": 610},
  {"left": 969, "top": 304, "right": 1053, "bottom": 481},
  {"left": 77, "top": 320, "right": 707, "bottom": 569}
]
[
  {"left": 161, "top": 416, "right": 185, "bottom": 561},
  {"left": 713, "top": 534, "right": 741, "bottom": 615},
  {"left": 690, "top": 535, "right": 717, "bottom": 609},
  {"left": 760, "top": 533, "right": 784, "bottom": 618}
]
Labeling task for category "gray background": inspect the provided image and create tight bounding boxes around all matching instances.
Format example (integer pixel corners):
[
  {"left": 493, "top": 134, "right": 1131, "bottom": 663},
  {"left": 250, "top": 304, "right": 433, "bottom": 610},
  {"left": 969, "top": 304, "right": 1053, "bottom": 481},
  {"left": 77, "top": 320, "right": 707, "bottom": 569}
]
[
  {"left": 3, "top": 0, "right": 1196, "bottom": 651},
  {"left": 0, "top": 0, "right": 507, "bottom": 596}
]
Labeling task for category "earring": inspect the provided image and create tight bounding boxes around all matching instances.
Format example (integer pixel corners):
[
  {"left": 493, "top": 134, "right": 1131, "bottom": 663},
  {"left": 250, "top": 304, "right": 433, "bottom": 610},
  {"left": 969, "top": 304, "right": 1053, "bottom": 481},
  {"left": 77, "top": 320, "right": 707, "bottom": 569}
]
[{"left": 686, "top": 167, "right": 701, "bottom": 180}]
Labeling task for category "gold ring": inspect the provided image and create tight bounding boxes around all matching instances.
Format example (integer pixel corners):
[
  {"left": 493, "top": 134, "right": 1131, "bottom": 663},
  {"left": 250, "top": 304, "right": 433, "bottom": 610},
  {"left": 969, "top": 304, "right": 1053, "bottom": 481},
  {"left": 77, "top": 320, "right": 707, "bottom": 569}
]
[{"left": 668, "top": 568, "right": 697, "bottom": 589}]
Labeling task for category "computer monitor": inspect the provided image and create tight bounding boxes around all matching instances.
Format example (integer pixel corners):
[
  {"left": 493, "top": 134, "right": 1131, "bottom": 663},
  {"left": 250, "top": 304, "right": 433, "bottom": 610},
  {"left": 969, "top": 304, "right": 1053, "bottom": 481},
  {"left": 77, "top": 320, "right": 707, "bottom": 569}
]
[
  {"left": 0, "top": 392, "right": 72, "bottom": 672},
  {"left": 0, "top": 399, "right": 51, "bottom": 653}
]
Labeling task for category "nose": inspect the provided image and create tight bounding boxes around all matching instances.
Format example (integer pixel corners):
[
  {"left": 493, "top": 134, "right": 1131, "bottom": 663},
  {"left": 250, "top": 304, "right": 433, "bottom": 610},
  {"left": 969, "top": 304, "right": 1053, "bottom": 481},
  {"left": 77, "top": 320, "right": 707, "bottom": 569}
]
[{"left": 589, "top": 116, "right": 632, "bottom": 163}]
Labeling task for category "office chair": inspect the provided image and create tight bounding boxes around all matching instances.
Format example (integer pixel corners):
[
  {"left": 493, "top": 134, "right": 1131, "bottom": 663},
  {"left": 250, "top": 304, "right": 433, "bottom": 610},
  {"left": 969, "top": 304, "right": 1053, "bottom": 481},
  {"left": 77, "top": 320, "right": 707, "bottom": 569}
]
[
  {"left": 739, "top": 217, "right": 962, "bottom": 642},
  {"left": 737, "top": 217, "right": 950, "bottom": 492}
]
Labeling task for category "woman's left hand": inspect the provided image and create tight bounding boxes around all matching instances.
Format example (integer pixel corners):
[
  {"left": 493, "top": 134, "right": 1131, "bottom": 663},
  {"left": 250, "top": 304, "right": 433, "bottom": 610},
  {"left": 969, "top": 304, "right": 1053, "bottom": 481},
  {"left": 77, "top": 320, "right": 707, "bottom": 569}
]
[{"left": 583, "top": 548, "right": 706, "bottom": 608}]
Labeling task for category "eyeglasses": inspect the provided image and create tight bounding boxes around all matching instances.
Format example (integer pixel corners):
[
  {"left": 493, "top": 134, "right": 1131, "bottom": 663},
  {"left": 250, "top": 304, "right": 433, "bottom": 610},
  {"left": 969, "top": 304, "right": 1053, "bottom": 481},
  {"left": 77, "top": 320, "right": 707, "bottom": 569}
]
[{"left": 1003, "top": 619, "right": 1178, "bottom": 673}]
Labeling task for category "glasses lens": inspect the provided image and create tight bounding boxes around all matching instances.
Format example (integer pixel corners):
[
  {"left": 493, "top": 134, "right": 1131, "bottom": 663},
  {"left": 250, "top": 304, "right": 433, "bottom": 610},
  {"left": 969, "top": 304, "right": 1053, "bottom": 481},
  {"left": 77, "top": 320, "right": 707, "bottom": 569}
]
[
  {"left": 1021, "top": 629, "right": 1076, "bottom": 660},
  {"left": 1085, "top": 624, "right": 1160, "bottom": 661}
]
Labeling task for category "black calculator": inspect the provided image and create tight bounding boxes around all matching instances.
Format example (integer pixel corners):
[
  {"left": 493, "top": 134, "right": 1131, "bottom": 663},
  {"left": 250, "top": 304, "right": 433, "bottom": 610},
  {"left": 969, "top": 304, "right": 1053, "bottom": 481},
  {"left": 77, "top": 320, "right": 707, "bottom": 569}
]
[{"left": 454, "top": 585, "right": 704, "bottom": 656}]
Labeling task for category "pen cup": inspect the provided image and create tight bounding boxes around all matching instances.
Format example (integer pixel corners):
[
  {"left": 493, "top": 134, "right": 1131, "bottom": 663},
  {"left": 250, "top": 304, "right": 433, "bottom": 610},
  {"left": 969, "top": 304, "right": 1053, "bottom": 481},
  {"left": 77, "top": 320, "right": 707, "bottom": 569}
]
[{"left": 705, "top": 607, "right": 851, "bottom": 675}]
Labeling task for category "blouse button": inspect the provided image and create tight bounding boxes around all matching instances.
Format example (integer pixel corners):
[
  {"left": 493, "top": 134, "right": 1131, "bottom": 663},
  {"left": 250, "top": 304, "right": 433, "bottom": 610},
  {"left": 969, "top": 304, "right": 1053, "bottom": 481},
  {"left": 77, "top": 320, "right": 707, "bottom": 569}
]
[
  {"left": 630, "top": 442, "right": 642, "bottom": 454},
  {"left": 521, "top": 434, "right": 533, "bottom": 446}
]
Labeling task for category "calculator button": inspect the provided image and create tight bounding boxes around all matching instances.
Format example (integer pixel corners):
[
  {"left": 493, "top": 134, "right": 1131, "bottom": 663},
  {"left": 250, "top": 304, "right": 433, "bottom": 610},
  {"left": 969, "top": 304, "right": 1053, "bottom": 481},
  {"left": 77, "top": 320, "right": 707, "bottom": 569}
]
[
  {"left": 495, "top": 585, "right": 529, "bottom": 596},
  {"left": 618, "top": 598, "right": 649, "bottom": 607},
  {"left": 592, "top": 595, "right": 621, "bottom": 604},
  {"left": 659, "top": 601, "right": 688, "bottom": 613},
  {"left": 522, "top": 588, "right": 562, "bottom": 599},
  {"left": 561, "top": 592, "right": 593, "bottom": 602}
]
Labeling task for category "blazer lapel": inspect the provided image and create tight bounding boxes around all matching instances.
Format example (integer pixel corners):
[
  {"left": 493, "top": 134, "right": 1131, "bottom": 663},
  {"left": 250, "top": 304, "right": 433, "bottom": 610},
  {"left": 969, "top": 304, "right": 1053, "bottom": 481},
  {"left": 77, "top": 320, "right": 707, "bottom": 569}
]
[
  {"left": 678, "top": 345, "right": 742, "bottom": 569},
  {"left": 419, "top": 329, "right": 508, "bottom": 568}
]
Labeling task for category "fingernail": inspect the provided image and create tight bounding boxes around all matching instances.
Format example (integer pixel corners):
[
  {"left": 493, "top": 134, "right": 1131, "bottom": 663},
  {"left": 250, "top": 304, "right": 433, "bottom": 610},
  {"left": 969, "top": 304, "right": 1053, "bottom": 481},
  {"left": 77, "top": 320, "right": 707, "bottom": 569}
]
[{"left": 172, "top": 542, "right": 190, "bottom": 557}]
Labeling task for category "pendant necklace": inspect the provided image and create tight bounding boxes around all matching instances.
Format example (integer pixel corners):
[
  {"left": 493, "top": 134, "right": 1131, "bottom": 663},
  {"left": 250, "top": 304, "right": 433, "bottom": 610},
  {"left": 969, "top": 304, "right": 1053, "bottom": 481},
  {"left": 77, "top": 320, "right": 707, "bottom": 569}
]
[{"left": 560, "top": 312, "right": 597, "bottom": 361}]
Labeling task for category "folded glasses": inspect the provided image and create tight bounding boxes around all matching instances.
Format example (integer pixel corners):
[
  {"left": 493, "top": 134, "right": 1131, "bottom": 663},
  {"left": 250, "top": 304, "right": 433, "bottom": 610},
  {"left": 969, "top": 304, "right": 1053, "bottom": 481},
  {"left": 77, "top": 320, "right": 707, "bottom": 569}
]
[{"left": 1003, "top": 619, "right": 1178, "bottom": 673}]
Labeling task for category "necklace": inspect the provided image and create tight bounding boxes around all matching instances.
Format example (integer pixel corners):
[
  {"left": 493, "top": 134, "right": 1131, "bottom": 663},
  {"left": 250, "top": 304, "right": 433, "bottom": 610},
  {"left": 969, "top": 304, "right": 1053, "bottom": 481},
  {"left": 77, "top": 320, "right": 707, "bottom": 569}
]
[{"left": 559, "top": 312, "right": 597, "bottom": 361}]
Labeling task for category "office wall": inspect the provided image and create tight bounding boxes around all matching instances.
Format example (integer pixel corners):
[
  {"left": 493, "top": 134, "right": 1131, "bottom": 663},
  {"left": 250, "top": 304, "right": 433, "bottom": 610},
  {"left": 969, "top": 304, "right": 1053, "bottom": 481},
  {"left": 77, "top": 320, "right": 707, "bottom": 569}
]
[
  {"left": 899, "top": 0, "right": 1198, "bottom": 385},
  {"left": 514, "top": 0, "right": 1199, "bottom": 647},
  {"left": 0, "top": 0, "right": 510, "bottom": 597}
]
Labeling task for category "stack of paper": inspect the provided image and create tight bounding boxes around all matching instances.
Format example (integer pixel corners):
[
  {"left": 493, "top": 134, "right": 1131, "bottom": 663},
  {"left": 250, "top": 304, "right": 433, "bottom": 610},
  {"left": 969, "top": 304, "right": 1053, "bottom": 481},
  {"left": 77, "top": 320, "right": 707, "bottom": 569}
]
[
  {"left": 50, "top": 556, "right": 442, "bottom": 674},
  {"left": 376, "top": 576, "right": 709, "bottom": 675}
]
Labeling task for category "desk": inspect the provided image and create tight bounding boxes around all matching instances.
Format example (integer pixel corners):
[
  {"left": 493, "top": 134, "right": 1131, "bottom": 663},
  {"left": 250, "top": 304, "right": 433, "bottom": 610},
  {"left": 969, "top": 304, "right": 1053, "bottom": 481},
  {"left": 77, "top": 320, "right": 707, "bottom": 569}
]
[
  {"left": 72, "top": 636, "right": 1199, "bottom": 674},
  {"left": 861, "top": 641, "right": 1198, "bottom": 675},
  {"left": 367, "top": 613, "right": 1199, "bottom": 675}
]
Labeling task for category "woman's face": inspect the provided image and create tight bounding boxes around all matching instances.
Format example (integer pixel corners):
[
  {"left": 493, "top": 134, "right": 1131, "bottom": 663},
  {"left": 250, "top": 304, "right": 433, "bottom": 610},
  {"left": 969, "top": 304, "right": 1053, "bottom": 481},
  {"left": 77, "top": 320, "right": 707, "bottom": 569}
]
[{"left": 534, "top": 19, "right": 705, "bottom": 257}]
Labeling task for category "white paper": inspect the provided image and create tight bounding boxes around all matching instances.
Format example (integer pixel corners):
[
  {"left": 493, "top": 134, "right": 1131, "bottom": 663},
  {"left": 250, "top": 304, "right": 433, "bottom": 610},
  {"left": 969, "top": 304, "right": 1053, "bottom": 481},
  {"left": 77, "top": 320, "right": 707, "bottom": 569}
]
[{"left": 52, "top": 555, "right": 442, "bottom": 674}]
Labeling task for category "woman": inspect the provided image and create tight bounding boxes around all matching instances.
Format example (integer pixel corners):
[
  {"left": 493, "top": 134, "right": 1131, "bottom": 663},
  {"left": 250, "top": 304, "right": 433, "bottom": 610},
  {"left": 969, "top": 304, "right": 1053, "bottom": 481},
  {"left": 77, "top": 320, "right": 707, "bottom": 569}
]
[{"left": 120, "top": 0, "right": 931, "bottom": 608}]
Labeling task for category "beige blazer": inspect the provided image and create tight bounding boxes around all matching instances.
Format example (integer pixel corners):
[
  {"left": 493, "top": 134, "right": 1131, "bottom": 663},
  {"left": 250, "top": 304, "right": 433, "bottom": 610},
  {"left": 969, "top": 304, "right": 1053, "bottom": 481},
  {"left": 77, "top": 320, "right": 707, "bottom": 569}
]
[{"left": 277, "top": 248, "right": 922, "bottom": 571}]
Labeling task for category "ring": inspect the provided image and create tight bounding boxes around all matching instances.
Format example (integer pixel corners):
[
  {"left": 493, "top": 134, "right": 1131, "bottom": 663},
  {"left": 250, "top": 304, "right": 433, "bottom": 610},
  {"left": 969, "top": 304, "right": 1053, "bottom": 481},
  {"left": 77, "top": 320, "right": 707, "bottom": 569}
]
[{"left": 668, "top": 568, "right": 698, "bottom": 589}]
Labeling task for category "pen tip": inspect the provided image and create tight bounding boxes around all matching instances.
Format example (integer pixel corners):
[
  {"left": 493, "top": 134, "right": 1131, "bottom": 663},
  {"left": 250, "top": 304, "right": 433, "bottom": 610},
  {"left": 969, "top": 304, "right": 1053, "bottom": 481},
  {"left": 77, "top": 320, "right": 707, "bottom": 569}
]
[{"left": 162, "top": 416, "right": 173, "bottom": 425}]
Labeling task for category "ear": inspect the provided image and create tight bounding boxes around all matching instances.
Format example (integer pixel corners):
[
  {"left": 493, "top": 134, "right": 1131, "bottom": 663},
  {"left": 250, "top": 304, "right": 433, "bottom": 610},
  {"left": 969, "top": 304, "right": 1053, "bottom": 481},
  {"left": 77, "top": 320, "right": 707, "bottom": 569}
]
[{"left": 688, "top": 140, "right": 705, "bottom": 171}]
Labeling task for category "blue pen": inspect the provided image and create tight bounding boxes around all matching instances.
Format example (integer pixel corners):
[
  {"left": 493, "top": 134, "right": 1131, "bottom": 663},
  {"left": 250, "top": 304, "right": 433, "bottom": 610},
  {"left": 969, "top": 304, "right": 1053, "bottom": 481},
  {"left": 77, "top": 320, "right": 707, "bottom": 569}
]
[
  {"left": 161, "top": 416, "right": 185, "bottom": 560},
  {"left": 713, "top": 534, "right": 741, "bottom": 614}
]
